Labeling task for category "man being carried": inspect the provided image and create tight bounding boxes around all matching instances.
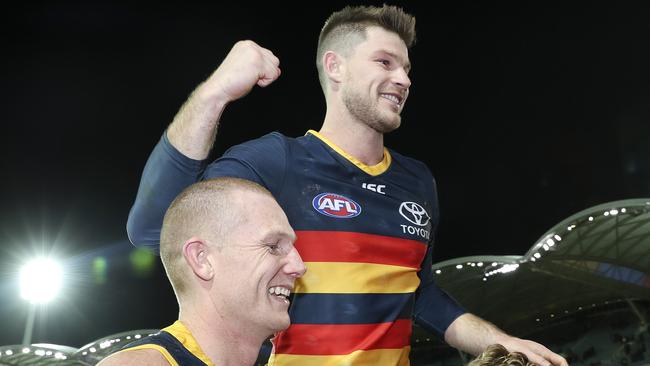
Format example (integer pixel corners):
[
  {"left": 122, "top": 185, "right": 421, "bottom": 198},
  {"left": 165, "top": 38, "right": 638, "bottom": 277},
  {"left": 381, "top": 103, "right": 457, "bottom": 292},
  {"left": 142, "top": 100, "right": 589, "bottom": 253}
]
[{"left": 128, "top": 5, "right": 567, "bottom": 366}]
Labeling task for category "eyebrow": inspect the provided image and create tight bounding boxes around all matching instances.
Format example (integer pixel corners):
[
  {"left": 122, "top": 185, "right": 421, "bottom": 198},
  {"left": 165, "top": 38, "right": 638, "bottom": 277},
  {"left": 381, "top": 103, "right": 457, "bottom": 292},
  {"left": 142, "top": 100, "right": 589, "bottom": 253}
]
[{"left": 259, "top": 229, "right": 296, "bottom": 244}]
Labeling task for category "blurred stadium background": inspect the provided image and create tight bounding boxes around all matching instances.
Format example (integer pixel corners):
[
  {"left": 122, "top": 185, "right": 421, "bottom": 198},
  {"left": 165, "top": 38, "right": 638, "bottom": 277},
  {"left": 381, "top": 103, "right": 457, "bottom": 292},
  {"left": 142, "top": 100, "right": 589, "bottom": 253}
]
[{"left": 1, "top": 199, "right": 648, "bottom": 365}]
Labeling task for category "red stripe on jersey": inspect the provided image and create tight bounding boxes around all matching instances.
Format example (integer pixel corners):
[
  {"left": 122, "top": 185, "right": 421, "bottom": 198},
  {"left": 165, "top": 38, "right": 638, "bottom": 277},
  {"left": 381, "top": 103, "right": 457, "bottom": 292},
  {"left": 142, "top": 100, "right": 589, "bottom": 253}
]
[
  {"left": 273, "top": 319, "right": 412, "bottom": 355},
  {"left": 295, "top": 231, "right": 427, "bottom": 269}
]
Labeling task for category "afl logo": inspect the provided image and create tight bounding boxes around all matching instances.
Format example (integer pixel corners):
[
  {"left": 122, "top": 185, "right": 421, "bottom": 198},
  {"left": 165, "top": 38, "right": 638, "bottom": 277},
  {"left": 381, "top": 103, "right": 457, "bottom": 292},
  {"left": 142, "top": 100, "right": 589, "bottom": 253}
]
[{"left": 312, "top": 193, "right": 362, "bottom": 218}]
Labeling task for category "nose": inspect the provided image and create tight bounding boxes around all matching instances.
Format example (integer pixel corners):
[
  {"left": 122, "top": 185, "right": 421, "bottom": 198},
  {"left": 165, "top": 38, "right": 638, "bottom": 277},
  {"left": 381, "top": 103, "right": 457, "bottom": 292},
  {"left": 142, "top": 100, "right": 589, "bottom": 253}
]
[
  {"left": 394, "top": 67, "right": 411, "bottom": 90},
  {"left": 284, "top": 246, "right": 307, "bottom": 278}
]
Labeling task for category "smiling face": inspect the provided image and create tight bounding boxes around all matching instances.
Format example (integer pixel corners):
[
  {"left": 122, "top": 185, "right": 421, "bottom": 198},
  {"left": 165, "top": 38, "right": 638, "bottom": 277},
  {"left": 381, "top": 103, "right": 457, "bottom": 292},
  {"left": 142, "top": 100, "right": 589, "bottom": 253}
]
[
  {"left": 209, "top": 189, "right": 306, "bottom": 334},
  {"left": 340, "top": 26, "right": 411, "bottom": 133}
]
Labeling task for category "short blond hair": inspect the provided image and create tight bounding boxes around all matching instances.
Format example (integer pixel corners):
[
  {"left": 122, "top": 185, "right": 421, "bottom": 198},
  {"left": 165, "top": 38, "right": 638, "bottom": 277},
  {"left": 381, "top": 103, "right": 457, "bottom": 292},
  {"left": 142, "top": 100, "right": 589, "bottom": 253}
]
[
  {"left": 468, "top": 344, "right": 538, "bottom": 366},
  {"left": 160, "top": 177, "right": 272, "bottom": 297}
]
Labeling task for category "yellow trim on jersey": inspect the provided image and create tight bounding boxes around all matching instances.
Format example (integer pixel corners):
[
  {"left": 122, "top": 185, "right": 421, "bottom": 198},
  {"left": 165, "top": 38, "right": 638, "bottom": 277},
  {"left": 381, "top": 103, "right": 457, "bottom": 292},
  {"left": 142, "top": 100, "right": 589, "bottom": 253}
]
[
  {"left": 116, "top": 344, "right": 179, "bottom": 366},
  {"left": 162, "top": 321, "right": 215, "bottom": 366},
  {"left": 306, "top": 130, "right": 392, "bottom": 176},
  {"left": 294, "top": 262, "right": 420, "bottom": 294},
  {"left": 115, "top": 321, "right": 214, "bottom": 366},
  {"left": 269, "top": 346, "right": 411, "bottom": 365}
]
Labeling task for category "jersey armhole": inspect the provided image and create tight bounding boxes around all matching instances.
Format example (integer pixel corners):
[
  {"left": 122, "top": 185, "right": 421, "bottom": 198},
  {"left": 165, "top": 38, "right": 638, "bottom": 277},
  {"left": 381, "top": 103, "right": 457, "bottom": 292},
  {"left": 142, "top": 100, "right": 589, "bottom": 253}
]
[{"left": 113, "top": 344, "right": 179, "bottom": 366}]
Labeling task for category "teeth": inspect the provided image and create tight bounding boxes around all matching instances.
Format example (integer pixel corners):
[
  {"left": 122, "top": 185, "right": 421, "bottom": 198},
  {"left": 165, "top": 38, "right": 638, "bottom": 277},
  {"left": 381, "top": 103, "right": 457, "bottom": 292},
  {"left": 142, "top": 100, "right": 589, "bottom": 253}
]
[
  {"left": 268, "top": 286, "right": 291, "bottom": 298},
  {"left": 381, "top": 94, "right": 400, "bottom": 105}
]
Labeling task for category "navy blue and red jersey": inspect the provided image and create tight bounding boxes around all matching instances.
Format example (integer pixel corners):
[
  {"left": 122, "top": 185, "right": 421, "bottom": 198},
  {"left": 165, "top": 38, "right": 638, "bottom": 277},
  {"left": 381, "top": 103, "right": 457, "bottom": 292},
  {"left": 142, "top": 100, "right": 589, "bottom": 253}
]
[{"left": 127, "top": 130, "right": 466, "bottom": 365}]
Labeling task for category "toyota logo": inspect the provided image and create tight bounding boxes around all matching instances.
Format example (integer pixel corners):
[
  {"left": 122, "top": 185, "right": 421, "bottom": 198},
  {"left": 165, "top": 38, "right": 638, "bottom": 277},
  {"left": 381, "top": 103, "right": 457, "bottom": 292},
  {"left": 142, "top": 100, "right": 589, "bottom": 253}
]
[{"left": 399, "top": 202, "right": 430, "bottom": 226}]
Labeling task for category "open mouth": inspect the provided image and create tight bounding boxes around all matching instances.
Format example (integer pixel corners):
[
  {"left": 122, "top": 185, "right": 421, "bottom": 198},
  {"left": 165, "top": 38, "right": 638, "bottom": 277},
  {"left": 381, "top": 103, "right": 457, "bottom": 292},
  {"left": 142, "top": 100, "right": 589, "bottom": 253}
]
[
  {"left": 380, "top": 93, "right": 402, "bottom": 107},
  {"left": 268, "top": 286, "right": 291, "bottom": 304}
]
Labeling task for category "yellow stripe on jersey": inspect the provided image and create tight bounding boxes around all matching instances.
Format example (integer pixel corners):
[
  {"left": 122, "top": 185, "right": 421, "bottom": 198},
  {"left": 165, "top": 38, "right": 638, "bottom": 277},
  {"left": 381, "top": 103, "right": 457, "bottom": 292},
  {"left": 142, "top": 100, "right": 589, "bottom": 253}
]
[
  {"left": 269, "top": 346, "right": 411, "bottom": 366},
  {"left": 162, "top": 321, "right": 215, "bottom": 366},
  {"left": 306, "top": 130, "right": 392, "bottom": 176},
  {"left": 294, "top": 262, "right": 420, "bottom": 294},
  {"left": 115, "top": 344, "right": 179, "bottom": 366}
]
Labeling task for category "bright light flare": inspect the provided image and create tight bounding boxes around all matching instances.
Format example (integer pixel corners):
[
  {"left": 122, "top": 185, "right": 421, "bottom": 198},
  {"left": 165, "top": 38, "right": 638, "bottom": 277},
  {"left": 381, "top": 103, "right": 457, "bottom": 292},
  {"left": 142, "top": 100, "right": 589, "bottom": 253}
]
[{"left": 19, "top": 258, "right": 63, "bottom": 303}]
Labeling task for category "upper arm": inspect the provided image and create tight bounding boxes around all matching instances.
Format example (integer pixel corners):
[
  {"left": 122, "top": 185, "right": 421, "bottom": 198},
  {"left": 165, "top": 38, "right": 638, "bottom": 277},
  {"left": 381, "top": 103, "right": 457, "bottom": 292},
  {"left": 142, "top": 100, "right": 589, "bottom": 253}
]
[
  {"left": 127, "top": 132, "right": 206, "bottom": 251},
  {"left": 97, "top": 349, "right": 171, "bottom": 366}
]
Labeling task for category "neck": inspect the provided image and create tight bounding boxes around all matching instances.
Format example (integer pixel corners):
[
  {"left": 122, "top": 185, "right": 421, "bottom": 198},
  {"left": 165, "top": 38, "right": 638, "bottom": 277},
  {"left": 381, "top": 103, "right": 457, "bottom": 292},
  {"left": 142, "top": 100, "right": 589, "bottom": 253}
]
[
  {"left": 319, "top": 108, "right": 385, "bottom": 166},
  {"left": 179, "top": 301, "right": 268, "bottom": 366}
]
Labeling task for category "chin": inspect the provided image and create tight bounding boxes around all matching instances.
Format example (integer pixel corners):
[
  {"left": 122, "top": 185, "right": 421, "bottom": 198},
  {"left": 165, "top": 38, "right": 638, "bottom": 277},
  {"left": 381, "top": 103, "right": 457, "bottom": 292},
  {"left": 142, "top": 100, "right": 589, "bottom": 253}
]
[
  {"left": 269, "top": 316, "right": 291, "bottom": 333},
  {"left": 390, "top": 118, "right": 402, "bottom": 131},
  {"left": 374, "top": 118, "right": 401, "bottom": 133}
]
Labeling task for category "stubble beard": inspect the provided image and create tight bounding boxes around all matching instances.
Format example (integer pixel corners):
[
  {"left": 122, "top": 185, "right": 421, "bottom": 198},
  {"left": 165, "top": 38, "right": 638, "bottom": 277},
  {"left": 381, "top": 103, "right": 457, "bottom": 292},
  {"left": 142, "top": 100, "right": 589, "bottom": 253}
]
[{"left": 342, "top": 86, "right": 401, "bottom": 134}]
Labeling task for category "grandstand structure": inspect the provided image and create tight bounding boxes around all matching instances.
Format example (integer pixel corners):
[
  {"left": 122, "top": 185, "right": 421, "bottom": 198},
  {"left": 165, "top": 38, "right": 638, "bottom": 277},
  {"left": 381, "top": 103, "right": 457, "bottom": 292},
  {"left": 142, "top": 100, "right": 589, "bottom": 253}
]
[
  {"left": 0, "top": 330, "right": 158, "bottom": 366},
  {"left": 412, "top": 198, "right": 650, "bottom": 365},
  {"left": 2, "top": 199, "right": 649, "bottom": 365}
]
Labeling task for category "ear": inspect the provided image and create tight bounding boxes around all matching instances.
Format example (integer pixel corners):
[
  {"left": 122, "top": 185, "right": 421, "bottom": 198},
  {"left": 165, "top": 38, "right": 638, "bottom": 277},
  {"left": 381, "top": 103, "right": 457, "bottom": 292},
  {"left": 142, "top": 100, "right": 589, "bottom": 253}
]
[
  {"left": 182, "top": 238, "right": 214, "bottom": 281},
  {"left": 323, "top": 51, "right": 344, "bottom": 84}
]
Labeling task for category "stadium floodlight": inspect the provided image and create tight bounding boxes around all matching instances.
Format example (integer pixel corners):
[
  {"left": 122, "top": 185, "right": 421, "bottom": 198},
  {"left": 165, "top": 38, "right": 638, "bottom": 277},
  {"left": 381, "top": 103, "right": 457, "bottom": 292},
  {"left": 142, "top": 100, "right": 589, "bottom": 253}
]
[
  {"left": 19, "top": 258, "right": 63, "bottom": 345},
  {"left": 20, "top": 258, "right": 63, "bottom": 304}
]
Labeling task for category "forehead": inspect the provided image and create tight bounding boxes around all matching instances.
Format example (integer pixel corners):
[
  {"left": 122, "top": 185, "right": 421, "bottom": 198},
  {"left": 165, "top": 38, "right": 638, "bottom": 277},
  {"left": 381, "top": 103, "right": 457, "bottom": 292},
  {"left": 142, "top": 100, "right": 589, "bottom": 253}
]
[
  {"left": 354, "top": 26, "right": 409, "bottom": 61},
  {"left": 231, "top": 190, "right": 294, "bottom": 238}
]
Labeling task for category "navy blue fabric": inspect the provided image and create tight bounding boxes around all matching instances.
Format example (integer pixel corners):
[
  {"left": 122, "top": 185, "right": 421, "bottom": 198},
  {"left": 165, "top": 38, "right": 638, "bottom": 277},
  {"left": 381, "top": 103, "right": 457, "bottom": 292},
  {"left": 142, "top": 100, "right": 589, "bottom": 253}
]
[
  {"left": 121, "top": 331, "right": 207, "bottom": 366},
  {"left": 127, "top": 131, "right": 466, "bottom": 337},
  {"left": 127, "top": 133, "right": 205, "bottom": 254},
  {"left": 289, "top": 293, "right": 414, "bottom": 324}
]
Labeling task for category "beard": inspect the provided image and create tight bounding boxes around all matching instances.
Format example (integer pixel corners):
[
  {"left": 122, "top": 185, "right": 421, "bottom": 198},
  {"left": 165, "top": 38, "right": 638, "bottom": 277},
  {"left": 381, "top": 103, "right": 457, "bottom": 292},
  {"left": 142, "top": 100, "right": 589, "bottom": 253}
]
[{"left": 342, "top": 85, "right": 402, "bottom": 134}]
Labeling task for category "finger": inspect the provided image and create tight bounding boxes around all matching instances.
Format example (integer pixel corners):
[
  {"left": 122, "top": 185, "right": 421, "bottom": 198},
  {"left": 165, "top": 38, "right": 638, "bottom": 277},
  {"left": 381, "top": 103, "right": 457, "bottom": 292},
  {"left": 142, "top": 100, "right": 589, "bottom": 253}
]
[
  {"left": 546, "top": 352, "right": 568, "bottom": 366},
  {"left": 254, "top": 47, "right": 281, "bottom": 87},
  {"left": 259, "top": 47, "right": 280, "bottom": 67},
  {"left": 254, "top": 48, "right": 280, "bottom": 81},
  {"left": 509, "top": 344, "right": 550, "bottom": 366},
  {"left": 257, "top": 66, "right": 281, "bottom": 87},
  {"left": 526, "top": 350, "right": 567, "bottom": 366},
  {"left": 528, "top": 344, "right": 567, "bottom": 366},
  {"left": 523, "top": 352, "right": 551, "bottom": 366},
  {"left": 262, "top": 54, "right": 280, "bottom": 75}
]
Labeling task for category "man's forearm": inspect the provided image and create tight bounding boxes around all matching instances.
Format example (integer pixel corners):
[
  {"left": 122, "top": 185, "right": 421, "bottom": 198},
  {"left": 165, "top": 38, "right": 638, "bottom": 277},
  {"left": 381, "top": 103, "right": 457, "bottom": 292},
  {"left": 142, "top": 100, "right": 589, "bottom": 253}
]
[
  {"left": 444, "top": 313, "right": 506, "bottom": 356},
  {"left": 167, "top": 81, "right": 229, "bottom": 160},
  {"left": 444, "top": 313, "right": 568, "bottom": 366},
  {"left": 167, "top": 40, "right": 282, "bottom": 161}
]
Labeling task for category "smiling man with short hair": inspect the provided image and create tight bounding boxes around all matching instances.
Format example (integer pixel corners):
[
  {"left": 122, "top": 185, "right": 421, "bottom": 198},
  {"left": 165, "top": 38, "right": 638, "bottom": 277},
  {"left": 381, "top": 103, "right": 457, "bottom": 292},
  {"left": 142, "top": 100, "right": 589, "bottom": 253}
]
[
  {"left": 127, "top": 5, "right": 568, "bottom": 366},
  {"left": 99, "top": 177, "right": 306, "bottom": 366}
]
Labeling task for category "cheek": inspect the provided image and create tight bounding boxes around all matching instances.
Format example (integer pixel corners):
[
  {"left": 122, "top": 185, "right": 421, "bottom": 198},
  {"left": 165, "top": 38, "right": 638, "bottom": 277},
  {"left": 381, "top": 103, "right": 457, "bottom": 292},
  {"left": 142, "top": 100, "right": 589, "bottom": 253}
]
[{"left": 261, "top": 259, "right": 284, "bottom": 279}]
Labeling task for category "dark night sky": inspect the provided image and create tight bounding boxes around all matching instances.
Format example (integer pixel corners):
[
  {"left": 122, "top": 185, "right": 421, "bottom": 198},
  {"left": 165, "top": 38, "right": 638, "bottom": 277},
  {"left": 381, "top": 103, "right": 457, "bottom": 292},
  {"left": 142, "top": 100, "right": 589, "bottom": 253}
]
[{"left": 1, "top": 1, "right": 649, "bottom": 348}]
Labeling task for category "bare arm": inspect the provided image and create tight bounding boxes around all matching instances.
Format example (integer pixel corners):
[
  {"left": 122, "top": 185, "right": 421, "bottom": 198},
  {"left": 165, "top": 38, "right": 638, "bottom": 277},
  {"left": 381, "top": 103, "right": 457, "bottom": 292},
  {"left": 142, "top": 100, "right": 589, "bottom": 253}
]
[
  {"left": 444, "top": 313, "right": 568, "bottom": 366},
  {"left": 97, "top": 349, "right": 170, "bottom": 366},
  {"left": 126, "top": 40, "right": 281, "bottom": 249},
  {"left": 167, "top": 40, "right": 281, "bottom": 159}
]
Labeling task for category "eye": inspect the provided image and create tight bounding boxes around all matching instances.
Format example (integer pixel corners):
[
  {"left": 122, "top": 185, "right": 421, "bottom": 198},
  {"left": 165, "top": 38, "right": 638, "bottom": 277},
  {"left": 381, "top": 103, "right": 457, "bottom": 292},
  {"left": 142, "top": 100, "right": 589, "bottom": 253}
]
[
  {"left": 377, "top": 59, "right": 390, "bottom": 67},
  {"left": 267, "top": 243, "right": 282, "bottom": 255}
]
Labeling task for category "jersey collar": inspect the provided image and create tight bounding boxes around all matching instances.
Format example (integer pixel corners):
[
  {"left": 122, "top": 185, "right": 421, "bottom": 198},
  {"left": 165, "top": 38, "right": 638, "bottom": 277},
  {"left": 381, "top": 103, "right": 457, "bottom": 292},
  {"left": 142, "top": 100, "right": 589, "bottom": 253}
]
[
  {"left": 306, "top": 130, "right": 391, "bottom": 176},
  {"left": 162, "top": 321, "right": 215, "bottom": 366}
]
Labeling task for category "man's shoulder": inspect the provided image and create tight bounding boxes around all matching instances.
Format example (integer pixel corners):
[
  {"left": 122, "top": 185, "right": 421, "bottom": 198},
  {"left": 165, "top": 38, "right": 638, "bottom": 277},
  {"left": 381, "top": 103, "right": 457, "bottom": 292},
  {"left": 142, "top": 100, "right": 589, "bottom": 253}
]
[
  {"left": 243, "top": 130, "right": 304, "bottom": 145},
  {"left": 97, "top": 348, "right": 170, "bottom": 366},
  {"left": 388, "top": 148, "right": 433, "bottom": 175},
  {"left": 230, "top": 131, "right": 290, "bottom": 150},
  {"left": 226, "top": 130, "right": 311, "bottom": 157}
]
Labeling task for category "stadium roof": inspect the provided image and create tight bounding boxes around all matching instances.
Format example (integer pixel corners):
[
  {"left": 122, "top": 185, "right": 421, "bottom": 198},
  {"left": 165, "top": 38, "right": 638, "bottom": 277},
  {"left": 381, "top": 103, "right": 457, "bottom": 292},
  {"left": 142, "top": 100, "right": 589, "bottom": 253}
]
[
  {"left": 0, "top": 330, "right": 158, "bottom": 366},
  {"left": 425, "top": 198, "right": 650, "bottom": 338},
  {"left": 0, "top": 344, "right": 80, "bottom": 365}
]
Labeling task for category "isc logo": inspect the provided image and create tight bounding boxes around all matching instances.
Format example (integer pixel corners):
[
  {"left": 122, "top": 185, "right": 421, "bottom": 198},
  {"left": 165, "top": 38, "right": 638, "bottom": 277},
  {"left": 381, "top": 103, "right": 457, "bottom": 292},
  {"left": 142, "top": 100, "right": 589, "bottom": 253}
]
[
  {"left": 312, "top": 193, "right": 362, "bottom": 218},
  {"left": 362, "top": 183, "right": 386, "bottom": 194}
]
